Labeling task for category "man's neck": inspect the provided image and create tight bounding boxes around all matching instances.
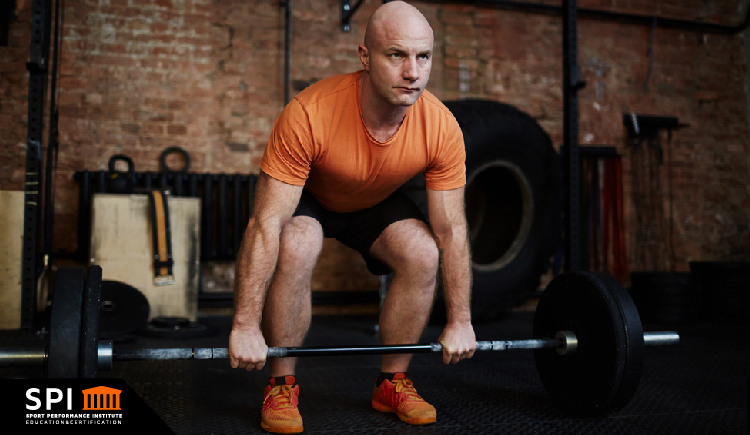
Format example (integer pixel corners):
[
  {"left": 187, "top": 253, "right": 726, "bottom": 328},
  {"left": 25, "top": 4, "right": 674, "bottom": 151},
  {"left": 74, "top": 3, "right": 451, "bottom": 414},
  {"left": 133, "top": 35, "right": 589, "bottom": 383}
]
[{"left": 359, "top": 72, "right": 409, "bottom": 143}]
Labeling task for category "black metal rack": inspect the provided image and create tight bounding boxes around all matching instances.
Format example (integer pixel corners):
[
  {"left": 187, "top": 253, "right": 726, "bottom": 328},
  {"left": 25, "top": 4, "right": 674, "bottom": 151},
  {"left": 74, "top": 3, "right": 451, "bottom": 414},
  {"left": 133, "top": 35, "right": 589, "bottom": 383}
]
[{"left": 20, "top": 0, "right": 53, "bottom": 331}]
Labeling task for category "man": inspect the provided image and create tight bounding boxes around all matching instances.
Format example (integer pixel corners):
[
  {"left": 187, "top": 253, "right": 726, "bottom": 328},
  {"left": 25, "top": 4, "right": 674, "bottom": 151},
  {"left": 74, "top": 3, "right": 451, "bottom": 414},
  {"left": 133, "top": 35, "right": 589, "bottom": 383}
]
[{"left": 229, "top": 1, "right": 476, "bottom": 433}]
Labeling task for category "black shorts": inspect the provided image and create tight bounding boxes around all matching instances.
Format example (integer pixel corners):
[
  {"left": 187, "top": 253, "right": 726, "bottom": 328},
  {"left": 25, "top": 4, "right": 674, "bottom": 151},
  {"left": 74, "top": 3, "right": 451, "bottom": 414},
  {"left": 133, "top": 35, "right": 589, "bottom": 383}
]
[{"left": 292, "top": 189, "right": 427, "bottom": 276}]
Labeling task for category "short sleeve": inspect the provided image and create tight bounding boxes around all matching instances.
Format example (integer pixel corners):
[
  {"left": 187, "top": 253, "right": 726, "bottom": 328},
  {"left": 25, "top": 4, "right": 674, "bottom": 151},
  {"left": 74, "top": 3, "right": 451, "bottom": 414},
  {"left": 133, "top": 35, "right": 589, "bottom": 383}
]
[
  {"left": 424, "top": 114, "right": 466, "bottom": 191},
  {"left": 260, "top": 99, "right": 316, "bottom": 186}
]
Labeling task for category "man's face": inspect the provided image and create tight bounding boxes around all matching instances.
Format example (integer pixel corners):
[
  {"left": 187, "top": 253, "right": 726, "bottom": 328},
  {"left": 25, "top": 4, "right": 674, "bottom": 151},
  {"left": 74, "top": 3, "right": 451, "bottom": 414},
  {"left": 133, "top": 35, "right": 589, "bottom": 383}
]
[{"left": 361, "top": 21, "right": 433, "bottom": 107}]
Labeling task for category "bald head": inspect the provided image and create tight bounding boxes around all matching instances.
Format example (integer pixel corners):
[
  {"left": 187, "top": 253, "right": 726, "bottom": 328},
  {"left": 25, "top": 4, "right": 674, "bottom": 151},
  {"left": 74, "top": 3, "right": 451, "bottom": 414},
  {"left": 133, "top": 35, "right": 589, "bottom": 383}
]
[
  {"left": 364, "top": 1, "right": 434, "bottom": 51},
  {"left": 358, "top": 1, "right": 434, "bottom": 111}
]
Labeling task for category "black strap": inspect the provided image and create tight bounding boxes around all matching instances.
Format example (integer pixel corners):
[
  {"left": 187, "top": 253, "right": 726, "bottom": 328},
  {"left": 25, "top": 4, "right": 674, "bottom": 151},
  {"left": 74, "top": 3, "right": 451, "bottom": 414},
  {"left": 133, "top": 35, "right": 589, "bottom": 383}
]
[{"left": 147, "top": 190, "right": 174, "bottom": 285}]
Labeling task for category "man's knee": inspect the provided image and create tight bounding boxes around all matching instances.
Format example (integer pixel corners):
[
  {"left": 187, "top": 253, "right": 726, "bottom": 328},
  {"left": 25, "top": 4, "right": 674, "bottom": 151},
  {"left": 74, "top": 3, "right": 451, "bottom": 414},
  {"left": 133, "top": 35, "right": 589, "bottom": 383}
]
[
  {"left": 278, "top": 216, "right": 323, "bottom": 271},
  {"left": 393, "top": 235, "right": 439, "bottom": 284}
]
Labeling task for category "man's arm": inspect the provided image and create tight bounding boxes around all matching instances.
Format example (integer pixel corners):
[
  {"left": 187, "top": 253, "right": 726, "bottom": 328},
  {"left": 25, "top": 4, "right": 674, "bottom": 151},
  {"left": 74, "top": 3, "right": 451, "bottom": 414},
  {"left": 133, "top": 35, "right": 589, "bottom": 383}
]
[
  {"left": 229, "top": 171, "right": 304, "bottom": 371},
  {"left": 426, "top": 186, "right": 476, "bottom": 364}
]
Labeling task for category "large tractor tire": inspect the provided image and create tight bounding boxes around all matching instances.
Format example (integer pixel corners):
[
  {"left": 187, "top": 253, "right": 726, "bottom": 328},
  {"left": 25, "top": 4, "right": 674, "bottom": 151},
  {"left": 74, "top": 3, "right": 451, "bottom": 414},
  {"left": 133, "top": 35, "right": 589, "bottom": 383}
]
[{"left": 402, "top": 100, "right": 562, "bottom": 323}]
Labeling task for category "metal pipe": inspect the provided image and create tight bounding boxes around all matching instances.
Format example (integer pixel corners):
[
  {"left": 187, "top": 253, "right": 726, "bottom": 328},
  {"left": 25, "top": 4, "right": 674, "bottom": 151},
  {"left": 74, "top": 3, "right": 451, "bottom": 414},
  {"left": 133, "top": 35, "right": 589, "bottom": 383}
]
[
  {"left": 201, "top": 174, "right": 214, "bottom": 260},
  {"left": 98, "top": 340, "right": 113, "bottom": 371},
  {"left": 562, "top": 0, "right": 581, "bottom": 273},
  {"left": 282, "top": 0, "right": 291, "bottom": 105},
  {"left": 218, "top": 174, "right": 228, "bottom": 257},
  {"left": 0, "top": 347, "right": 47, "bottom": 367},
  {"left": 232, "top": 175, "right": 242, "bottom": 256},
  {"left": 643, "top": 331, "right": 680, "bottom": 346},
  {"left": 0, "top": 330, "right": 680, "bottom": 370},
  {"left": 268, "top": 344, "right": 438, "bottom": 358},
  {"left": 109, "top": 331, "right": 679, "bottom": 362},
  {"left": 429, "top": 0, "right": 750, "bottom": 34},
  {"left": 111, "top": 338, "right": 564, "bottom": 361}
]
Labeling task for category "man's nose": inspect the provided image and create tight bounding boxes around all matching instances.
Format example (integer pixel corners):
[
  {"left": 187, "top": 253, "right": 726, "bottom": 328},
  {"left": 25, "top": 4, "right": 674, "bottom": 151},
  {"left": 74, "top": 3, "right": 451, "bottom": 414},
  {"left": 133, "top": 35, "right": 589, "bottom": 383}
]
[{"left": 402, "top": 57, "right": 418, "bottom": 81}]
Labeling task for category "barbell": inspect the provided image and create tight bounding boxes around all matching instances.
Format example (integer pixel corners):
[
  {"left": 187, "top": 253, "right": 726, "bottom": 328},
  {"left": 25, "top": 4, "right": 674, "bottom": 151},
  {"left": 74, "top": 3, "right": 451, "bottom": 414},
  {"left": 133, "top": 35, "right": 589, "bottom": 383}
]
[{"left": 0, "top": 265, "right": 679, "bottom": 416}]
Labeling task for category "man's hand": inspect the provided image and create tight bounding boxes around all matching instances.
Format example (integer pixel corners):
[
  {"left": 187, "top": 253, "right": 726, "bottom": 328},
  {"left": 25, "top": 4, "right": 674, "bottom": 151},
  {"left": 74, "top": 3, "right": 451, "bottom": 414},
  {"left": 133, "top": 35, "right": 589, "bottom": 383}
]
[
  {"left": 437, "top": 320, "right": 476, "bottom": 365},
  {"left": 228, "top": 327, "right": 268, "bottom": 371}
]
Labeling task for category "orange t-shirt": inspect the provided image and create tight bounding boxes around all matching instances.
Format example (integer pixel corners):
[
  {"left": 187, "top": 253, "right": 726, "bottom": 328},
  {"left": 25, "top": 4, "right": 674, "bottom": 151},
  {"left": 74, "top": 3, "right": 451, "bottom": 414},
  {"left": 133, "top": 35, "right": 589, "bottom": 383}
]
[{"left": 260, "top": 70, "right": 466, "bottom": 213}]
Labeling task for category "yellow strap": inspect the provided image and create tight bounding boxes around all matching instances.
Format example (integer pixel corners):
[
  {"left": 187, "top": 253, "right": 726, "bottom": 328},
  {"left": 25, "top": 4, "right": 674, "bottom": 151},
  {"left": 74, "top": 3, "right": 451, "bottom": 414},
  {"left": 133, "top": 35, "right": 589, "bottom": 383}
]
[{"left": 151, "top": 190, "right": 169, "bottom": 278}]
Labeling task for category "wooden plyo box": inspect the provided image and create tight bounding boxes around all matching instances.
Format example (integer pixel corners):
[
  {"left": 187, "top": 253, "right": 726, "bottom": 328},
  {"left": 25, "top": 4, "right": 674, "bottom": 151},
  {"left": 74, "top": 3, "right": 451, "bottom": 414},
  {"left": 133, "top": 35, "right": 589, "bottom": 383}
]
[
  {"left": 0, "top": 191, "right": 25, "bottom": 329},
  {"left": 89, "top": 194, "right": 201, "bottom": 321}
]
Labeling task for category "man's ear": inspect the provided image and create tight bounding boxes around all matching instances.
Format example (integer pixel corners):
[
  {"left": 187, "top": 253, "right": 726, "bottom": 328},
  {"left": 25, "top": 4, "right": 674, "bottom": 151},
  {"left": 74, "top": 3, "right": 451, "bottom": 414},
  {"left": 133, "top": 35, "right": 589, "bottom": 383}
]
[{"left": 358, "top": 45, "right": 369, "bottom": 71}]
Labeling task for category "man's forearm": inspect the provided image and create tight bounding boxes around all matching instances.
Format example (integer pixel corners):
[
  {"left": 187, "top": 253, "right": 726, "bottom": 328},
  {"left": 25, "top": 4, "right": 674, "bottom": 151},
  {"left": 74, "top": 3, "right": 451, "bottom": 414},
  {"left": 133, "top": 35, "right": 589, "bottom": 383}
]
[
  {"left": 437, "top": 228, "right": 472, "bottom": 324},
  {"left": 232, "top": 220, "right": 282, "bottom": 330},
  {"left": 231, "top": 172, "right": 304, "bottom": 331}
]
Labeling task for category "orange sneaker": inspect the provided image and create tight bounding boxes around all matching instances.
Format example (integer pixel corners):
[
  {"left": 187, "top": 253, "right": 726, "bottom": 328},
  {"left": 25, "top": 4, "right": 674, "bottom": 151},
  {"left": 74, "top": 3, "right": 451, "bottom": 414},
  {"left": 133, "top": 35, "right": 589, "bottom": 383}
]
[
  {"left": 261, "top": 376, "right": 303, "bottom": 434},
  {"left": 372, "top": 373, "right": 436, "bottom": 425}
]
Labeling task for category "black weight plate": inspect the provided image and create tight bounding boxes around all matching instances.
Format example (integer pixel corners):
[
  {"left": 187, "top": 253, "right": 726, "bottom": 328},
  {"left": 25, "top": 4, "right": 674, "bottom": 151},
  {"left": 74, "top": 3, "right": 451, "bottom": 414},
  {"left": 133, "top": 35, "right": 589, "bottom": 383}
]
[
  {"left": 139, "top": 316, "right": 212, "bottom": 339},
  {"left": 533, "top": 271, "right": 645, "bottom": 416},
  {"left": 47, "top": 267, "right": 85, "bottom": 378},
  {"left": 80, "top": 266, "right": 102, "bottom": 378},
  {"left": 99, "top": 281, "right": 150, "bottom": 339},
  {"left": 151, "top": 316, "right": 191, "bottom": 329}
]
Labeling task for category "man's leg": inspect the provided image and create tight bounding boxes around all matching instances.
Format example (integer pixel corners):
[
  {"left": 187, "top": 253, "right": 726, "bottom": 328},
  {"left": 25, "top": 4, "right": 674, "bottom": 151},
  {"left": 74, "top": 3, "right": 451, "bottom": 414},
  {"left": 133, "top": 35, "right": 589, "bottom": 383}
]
[
  {"left": 261, "top": 215, "right": 324, "bottom": 377},
  {"left": 258, "top": 215, "right": 322, "bottom": 434},
  {"left": 368, "top": 218, "right": 439, "bottom": 425},
  {"left": 369, "top": 218, "right": 439, "bottom": 373}
]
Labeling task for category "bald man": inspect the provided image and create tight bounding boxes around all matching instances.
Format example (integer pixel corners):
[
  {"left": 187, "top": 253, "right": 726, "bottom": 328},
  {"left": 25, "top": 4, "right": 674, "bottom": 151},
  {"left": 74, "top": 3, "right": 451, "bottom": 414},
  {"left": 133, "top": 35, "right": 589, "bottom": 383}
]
[{"left": 229, "top": 1, "right": 475, "bottom": 432}]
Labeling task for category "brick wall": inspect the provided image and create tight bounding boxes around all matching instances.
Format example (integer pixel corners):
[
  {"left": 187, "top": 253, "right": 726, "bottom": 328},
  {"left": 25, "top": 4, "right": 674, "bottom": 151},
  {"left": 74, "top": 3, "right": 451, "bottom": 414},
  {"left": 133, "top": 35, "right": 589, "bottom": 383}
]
[
  {"left": 433, "top": 1, "right": 750, "bottom": 271},
  {"left": 1, "top": 0, "right": 748, "bottom": 293}
]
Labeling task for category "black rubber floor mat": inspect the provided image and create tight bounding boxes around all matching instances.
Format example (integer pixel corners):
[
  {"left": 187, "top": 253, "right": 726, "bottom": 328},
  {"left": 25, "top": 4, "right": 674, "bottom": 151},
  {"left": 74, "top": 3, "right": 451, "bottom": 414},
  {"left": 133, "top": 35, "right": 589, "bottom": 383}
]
[{"left": 3, "top": 312, "right": 748, "bottom": 434}]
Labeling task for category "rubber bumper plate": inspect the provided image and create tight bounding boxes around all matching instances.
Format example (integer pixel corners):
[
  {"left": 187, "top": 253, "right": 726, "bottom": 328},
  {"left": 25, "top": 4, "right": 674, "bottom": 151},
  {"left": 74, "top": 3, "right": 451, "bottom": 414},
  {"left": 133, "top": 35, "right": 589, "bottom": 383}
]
[{"left": 533, "top": 271, "right": 645, "bottom": 415}]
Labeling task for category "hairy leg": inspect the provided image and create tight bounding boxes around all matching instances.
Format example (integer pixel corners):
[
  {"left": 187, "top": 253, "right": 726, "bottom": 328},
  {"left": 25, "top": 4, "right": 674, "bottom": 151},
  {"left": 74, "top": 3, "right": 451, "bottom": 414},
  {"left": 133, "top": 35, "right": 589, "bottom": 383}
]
[
  {"left": 369, "top": 218, "right": 439, "bottom": 373},
  {"left": 262, "top": 216, "right": 323, "bottom": 377}
]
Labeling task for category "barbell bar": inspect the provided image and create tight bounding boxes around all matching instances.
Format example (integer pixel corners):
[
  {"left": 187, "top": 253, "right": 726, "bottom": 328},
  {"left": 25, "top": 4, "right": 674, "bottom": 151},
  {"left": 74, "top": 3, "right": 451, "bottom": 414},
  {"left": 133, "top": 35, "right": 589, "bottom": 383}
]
[
  {"left": 107, "top": 331, "right": 679, "bottom": 361},
  {"left": 105, "top": 330, "right": 679, "bottom": 362},
  {"left": 3, "top": 266, "right": 682, "bottom": 416},
  {"left": 0, "top": 331, "right": 678, "bottom": 370}
]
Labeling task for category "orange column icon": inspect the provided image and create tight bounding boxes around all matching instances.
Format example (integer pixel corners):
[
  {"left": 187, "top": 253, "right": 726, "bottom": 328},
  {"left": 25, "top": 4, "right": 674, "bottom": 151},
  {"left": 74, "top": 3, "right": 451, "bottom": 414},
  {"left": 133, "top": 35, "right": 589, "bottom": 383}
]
[{"left": 82, "top": 386, "right": 123, "bottom": 410}]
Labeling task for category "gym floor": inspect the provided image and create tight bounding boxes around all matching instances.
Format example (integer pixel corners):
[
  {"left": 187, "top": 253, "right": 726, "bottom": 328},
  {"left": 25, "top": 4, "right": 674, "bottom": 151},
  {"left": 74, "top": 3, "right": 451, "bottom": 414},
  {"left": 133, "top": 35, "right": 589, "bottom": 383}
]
[{"left": 2, "top": 310, "right": 748, "bottom": 434}]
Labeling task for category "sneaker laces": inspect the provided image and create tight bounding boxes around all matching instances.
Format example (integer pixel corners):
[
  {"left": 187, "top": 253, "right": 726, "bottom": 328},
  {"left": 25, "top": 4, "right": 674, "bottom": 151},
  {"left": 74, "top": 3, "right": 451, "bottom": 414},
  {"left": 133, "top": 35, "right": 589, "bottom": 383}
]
[
  {"left": 265, "top": 385, "right": 296, "bottom": 410},
  {"left": 393, "top": 378, "right": 424, "bottom": 402}
]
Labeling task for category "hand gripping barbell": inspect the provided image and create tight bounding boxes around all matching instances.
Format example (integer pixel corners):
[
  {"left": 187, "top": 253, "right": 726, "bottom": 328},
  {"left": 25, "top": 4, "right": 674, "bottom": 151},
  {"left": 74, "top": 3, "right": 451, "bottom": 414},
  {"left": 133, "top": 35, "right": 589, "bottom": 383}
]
[{"left": 0, "top": 266, "right": 679, "bottom": 416}]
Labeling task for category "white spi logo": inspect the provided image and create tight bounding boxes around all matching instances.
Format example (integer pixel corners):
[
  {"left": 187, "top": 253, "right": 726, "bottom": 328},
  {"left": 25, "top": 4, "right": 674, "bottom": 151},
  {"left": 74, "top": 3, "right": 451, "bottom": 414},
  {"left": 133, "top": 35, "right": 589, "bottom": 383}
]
[{"left": 25, "top": 388, "right": 73, "bottom": 411}]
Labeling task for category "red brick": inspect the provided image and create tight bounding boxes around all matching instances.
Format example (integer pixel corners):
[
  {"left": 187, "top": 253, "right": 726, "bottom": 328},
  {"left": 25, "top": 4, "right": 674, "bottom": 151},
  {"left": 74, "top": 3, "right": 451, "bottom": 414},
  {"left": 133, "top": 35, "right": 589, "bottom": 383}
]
[
  {"left": 444, "top": 24, "right": 477, "bottom": 38},
  {"left": 440, "top": 13, "right": 474, "bottom": 26},
  {"left": 120, "top": 123, "right": 140, "bottom": 133},
  {"left": 59, "top": 76, "right": 87, "bottom": 90},
  {"left": 167, "top": 125, "right": 187, "bottom": 135},
  {"left": 445, "top": 46, "right": 478, "bottom": 58},
  {"left": 445, "top": 35, "right": 477, "bottom": 47}
]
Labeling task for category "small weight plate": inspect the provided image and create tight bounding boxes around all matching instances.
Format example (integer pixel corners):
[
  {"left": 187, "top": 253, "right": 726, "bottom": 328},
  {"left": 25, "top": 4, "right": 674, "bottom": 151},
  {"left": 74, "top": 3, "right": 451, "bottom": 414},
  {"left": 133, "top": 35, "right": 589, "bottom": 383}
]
[
  {"left": 47, "top": 267, "right": 86, "bottom": 378},
  {"left": 80, "top": 266, "right": 102, "bottom": 378},
  {"left": 99, "top": 281, "right": 150, "bottom": 340},
  {"left": 139, "top": 316, "right": 211, "bottom": 339},
  {"left": 533, "top": 271, "right": 645, "bottom": 416}
]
